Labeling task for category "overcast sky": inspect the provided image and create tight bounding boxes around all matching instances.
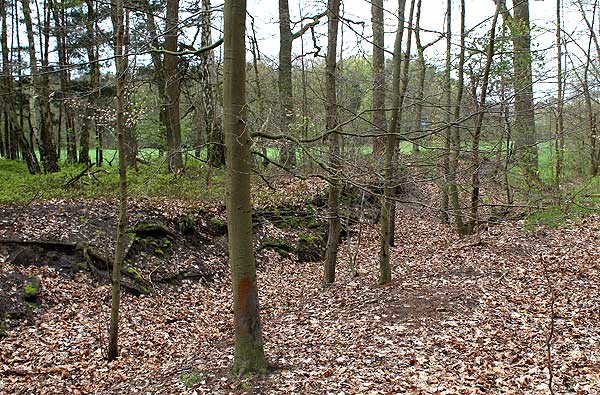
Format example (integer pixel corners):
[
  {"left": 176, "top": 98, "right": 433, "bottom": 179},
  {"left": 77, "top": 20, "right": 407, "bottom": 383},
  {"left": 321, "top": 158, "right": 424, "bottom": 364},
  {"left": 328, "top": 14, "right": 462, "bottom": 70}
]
[{"left": 244, "top": 0, "right": 592, "bottom": 97}]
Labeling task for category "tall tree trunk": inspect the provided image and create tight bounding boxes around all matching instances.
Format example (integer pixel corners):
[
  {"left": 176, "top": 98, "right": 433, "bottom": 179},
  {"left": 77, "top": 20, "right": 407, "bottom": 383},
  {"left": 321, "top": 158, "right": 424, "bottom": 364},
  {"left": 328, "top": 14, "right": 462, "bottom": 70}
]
[
  {"left": 278, "top": 0, "right": 297, "bottom": 168},
  {"left": 0, "top": 0, "right": 40, "bottom": 173},
  {"left": 249, "top": 21, "right": 268, "bottom": 170},
  {"left": 498, "top": 0, "right": 538, "bottom": 186},
  {"left": 379, "top": 0, "right": 407, "bottom": 285},
  {"left": 466, "top": 2, "right": 500, "bottom": 234},
  {"left": 224, "top": 0, "right": 268, "bottom": 374},
  {"left": 0, "top": 110, "right": 4, "bottom": 158},
  {"left": 164, "top": 0, "right": 183, "bottom": 171},
  {"left": 21, "top": 0, "right": 59, "bottom": 173},
  {"left": 554, "top": 0, "right": 564, "bottom": 199},
  {"left": 144, "top": 7, "right": 168, "bottom": 159},
  {"left": 577, "top": 0, "right": 600, "bottom": 175},
  {"left": 372, "top": 0, "right": 387, "bottom": 155},
  {"left": 323, "top": 0, "right": 342, "bottom": 285},
  {"left": 203, "top": 0, "right": 225, "bottom": 168},
  {"left": 440, "top": 0, "right": 451, "bottom": 223},
  {"left": 413, "top": 0, "right": 424, "bottom": 153},
  {"left": 449, "top": 0, "right": 466, "bottom": 235},
  {"left": 82, "top": 0, "right": 99, "bottom": 165},
  {"left": 388, "top": 0, "right": 415, "bottom": 247},
  {"left": 108, "top": 0, "right": 128, "bottom": 362},
  {"left": 123, "top": 6, "right": 137, "bottom": 167},
  {"left": 51, "top": 0, "right": 76, "bottom": 163}
]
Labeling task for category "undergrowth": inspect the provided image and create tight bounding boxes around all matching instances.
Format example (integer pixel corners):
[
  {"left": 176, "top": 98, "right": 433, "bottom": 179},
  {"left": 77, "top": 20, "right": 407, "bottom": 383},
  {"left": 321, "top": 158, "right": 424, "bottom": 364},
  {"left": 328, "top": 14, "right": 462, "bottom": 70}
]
[{"left": 0, "top": 158, "right": 225, "bottom": 204}]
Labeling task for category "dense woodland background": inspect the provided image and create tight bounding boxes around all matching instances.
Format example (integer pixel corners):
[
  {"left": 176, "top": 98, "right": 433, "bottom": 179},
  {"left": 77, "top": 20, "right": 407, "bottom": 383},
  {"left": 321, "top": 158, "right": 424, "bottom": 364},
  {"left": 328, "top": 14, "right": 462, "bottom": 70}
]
[{"left": 1, "top": 0, "right": 600, "bottom": 393}]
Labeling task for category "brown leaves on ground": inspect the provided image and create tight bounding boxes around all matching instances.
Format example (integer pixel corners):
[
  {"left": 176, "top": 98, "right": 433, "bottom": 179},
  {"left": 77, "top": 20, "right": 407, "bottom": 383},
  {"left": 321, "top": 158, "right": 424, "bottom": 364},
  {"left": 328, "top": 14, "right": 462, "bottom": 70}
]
[{"left": 1, "top": 190, "right": 600, "bottom": 394}]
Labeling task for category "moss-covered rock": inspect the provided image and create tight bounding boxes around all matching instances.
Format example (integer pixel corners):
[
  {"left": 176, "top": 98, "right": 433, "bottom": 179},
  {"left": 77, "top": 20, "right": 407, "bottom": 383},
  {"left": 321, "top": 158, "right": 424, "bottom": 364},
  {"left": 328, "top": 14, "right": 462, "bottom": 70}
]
[
  {"left": 177, "top": 214, "right": 196, "bottom": 235},
  {"left": 258, "top": 238, "right": 295, "bottom": 257},
  {"left": 126, "top": 267, "right": 144, "bottom": 283},
  {"left": 208, "top": 217, "right": 227, "bottom": 235},
  {"left": 131, "top": 221, "right": 175, "bottom": 238},
  {"left": 296, "top": 232, "right": 326, "bottom": 262},
  {"left": 22, "top": 276, "right": 41, "bottom": 301}
]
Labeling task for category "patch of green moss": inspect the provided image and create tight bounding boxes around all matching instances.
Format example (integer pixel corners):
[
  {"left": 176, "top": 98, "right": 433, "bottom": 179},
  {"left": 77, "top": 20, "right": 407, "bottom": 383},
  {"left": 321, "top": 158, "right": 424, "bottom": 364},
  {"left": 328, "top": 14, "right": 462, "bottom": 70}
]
[
  {"left": 126, "top": 267, "right": 144, "bottom": 283},
  {"left": 178, "top": 215, "right": 196, "bottom": 234},
  {"left": 210, "top": 217, "right": 226, "bottom": 227},
  {"left": 181, "top": 369, "right": 202, "bottom": 387},
  {"left": 282, "top": 215, "right": 300, "bottom": 228},
  {"left": 139, "top": 285, "right": 151, "bottom": 295},
  {"left": 299, "top": 233, "right": 319, "bottom": 243},
  {"left": 78, "top": 262, "right": 88, "bottom": 271},
  {"left": 23, "top": 278, "right": 39, "bottom": 299},
  {"left": 260, "top": 238, "right": 295, "bottom": 256}
]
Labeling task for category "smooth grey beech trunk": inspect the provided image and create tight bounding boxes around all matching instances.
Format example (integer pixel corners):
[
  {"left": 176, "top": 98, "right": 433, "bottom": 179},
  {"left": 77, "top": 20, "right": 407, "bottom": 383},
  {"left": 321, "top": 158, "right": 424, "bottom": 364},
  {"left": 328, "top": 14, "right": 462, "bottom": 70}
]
[{"left": 224, "top": 0, "right": 268, "bottom": 374}]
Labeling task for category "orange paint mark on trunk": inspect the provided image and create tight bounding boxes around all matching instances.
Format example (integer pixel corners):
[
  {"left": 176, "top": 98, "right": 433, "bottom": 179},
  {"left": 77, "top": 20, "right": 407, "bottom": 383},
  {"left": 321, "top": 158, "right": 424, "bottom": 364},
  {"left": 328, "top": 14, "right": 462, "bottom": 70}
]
[{"left": 237, "top": 279, "right": 251, "bottom": 309}]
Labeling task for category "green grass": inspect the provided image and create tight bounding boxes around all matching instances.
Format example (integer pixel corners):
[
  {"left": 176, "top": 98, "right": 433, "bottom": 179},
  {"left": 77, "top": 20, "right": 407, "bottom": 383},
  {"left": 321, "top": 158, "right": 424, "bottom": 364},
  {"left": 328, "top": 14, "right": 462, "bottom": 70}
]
[
  {"left": 523, "top": 203, "right": 595, "bottom": 231},
  {"left": 356, "top": 142, "right": 416, "bottom": 156},
  {"left": 0, "top": 156, "right": 226, "bottom": 204},
  {"left": 47, "top": 148, "right": 160, "bottom": 167}
]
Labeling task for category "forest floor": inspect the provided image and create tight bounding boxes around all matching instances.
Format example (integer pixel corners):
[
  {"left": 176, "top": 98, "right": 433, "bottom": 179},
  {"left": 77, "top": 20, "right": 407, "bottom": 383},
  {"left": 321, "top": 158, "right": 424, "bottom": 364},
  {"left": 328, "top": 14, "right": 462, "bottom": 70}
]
[{"left": 1, "top": 178, "right": 599, "bottom": 394}]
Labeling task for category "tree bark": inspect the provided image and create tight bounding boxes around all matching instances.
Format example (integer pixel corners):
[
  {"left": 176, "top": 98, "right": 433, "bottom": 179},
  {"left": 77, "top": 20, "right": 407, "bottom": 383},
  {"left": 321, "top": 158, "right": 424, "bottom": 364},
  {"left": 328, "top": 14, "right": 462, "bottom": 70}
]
[
  {"left": 108, "top": 0, "right": 128, "bottom": 362},
  {"left": 278, "top": 0, "right": 297, "bottom": 168},
  {"left": 554, "top": 0, "right": 564, "bottom": 200},
  {"left": 466, "top": 2, "right": 500, "bottom": 234},
  {"left": 50, "top": 0, "right": 76, "bottom": 163},
  {"left": 372, "top": 0, "right": 387, "bottom": 155},
  {"left": 21, "top": 0, "right": 59, "bottom": 173},
  {"left": 440, "top": 0, "right": 452, "bottom": 224},
  {"left": 224, "top": 0, "right": 268, "bottom": 374},
  {"left": 388, "top": 0, "right": 415, "bottom": 248},
  {"left": 83, "top": 0, "right": 100, "bottom": 165},
  {"left": 576, "top": 0, "right": 600, "bottom": 175},
  {"left": 498, "top": 0, "right": 538, "bottom": 186},
  {"left": 144, "top": 6, "right": 168, "bottom": 161},
  {"left": 164, "top": 0, "right": 183, "bottom": 170},
  {"left": 379, "top": 0, "right": 407, "bottom": 285},
  {"left": 323, "top": 0, "right": 342, "bottom": 285},
  {"left": 203, "top": 0, "right": 225, "bottom": 168},
  {"left": 0, "top": 0, "right": 40, "bottom": 173},
  {"left": 449, "top": 0, "right": 466, "bottom": 235},
  {"left": 413, "top": 0, "right": 425, "bottom": 153}
]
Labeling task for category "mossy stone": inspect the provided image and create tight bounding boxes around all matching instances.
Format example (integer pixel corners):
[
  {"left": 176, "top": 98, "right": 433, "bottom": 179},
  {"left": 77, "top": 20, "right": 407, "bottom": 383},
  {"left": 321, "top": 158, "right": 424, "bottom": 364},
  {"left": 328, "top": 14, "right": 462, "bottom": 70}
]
[
  {"left": 22, "top": 276, "right": 41, "bottom": 301},
  {"left": 259, "top": 238, "right": 295, "bottom": 256},
  {"left": 126, "top": 267, "right": 144, "bottom": 283},
  {"left": 178, "top": 215, "right": 196, "bottom": 235},
  {"left": 296, "top": 233, "right": 326, "bottom": 262},
  {"left": 208, "top": 217, "right": 228, "bottom": 235}
]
